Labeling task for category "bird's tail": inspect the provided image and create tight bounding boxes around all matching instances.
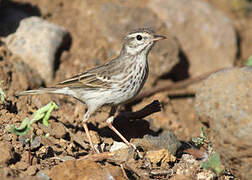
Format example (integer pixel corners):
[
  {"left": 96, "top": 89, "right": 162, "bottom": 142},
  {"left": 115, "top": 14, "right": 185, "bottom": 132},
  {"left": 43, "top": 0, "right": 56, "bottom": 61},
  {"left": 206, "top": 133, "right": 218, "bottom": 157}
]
[{"left": 15, "top": 87, "right": 60, "bottom": 97}]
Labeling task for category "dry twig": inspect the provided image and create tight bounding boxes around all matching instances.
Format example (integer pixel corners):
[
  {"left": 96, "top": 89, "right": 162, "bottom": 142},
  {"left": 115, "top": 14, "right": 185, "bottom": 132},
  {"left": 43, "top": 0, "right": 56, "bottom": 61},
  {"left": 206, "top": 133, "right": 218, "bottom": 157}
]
[{"left": 78, "top": 152, "right": 115, "bottom": 161}]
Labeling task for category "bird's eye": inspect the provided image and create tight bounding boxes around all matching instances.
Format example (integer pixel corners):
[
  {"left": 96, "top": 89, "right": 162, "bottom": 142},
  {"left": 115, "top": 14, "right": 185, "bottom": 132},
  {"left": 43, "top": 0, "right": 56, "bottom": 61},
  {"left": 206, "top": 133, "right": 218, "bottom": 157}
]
[{"left": 136, "top": 35, "right": 142, "bottom": 41}]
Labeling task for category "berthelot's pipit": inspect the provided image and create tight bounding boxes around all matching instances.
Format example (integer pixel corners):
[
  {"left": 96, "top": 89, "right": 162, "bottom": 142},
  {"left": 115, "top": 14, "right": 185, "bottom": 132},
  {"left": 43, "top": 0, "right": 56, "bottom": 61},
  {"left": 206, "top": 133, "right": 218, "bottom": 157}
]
[{"left": 16, "top": 28, "right": 166, "bottom": 153}]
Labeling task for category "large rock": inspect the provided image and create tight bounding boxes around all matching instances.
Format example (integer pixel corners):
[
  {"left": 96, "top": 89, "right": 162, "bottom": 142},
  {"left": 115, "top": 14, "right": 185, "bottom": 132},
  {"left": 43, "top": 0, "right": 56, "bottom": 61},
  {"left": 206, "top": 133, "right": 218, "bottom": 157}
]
[
  {"left": 4, "top": 16, "right": 70, "bottom": 83},
  {"left": 148, "top": 0, "right": 236, "bottom": 77},
  {"left": 195, "top": 67, "right": 252, "bottom": 179},
  {"left": 0, "top": 45, "right": 43, "bottom": 94}
]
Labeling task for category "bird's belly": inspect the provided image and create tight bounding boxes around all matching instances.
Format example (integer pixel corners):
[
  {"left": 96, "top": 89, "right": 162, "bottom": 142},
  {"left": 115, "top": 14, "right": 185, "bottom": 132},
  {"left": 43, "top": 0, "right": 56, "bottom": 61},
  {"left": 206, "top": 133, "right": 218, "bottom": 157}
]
[
  {"left": 73, "top": 85, "right": 141, "bottom": 107},
  {"left": 109, "top": 78, "right": 145, "bottom": 105},
  {"left": 112, "top": 89, "right": 138, "bottom": 104},
  {"left": 104, "top": 59, "right": 148, "bottom": 105}
]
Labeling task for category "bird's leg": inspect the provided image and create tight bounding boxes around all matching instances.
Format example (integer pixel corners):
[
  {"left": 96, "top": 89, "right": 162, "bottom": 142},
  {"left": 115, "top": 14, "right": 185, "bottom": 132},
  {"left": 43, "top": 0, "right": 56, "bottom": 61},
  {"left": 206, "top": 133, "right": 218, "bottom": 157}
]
[
  {"left": 106, "top": 106, "right": 137, "bottom": 151},
  {"left": 82, "top": 110, "right": 99, "bottom": 153}
]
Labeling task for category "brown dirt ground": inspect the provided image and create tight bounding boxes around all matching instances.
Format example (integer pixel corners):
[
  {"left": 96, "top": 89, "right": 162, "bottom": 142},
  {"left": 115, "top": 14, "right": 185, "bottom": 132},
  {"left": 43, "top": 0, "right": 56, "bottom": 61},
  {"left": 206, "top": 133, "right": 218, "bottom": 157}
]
[{"left": 0, "top": 0, "right": 251, "bottom": 179}]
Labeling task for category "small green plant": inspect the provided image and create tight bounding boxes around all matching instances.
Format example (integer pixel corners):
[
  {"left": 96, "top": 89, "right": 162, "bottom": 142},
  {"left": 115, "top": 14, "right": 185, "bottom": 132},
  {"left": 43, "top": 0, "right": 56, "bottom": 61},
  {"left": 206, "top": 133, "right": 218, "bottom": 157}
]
[
  {"left": 245, "top": 56, "right": 252, "bottom": 66},
  {"left": 6, "top": 101, "right": 59, "bottom": 164},
  {"left": 192, "top": 127, "right": 224, "bottom": 175},
  {"left": 201, "top": 152, "right": 224, "bottom": 175},
  {"left": 0, "top": 80, "right": 6, "bottom": 104},
  {"left": 192, "top": 127, "right": 208, "bottom": 147},
  {"left": 7, "top": 101, "right": 59, "bottom": 135}
]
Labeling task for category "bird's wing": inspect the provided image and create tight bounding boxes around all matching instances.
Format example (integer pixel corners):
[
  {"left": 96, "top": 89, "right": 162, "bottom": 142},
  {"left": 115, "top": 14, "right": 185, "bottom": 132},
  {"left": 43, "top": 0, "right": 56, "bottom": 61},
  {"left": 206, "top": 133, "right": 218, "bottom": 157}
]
[{"left": 57, "top": 61, "right": 118, "bottom": 89}]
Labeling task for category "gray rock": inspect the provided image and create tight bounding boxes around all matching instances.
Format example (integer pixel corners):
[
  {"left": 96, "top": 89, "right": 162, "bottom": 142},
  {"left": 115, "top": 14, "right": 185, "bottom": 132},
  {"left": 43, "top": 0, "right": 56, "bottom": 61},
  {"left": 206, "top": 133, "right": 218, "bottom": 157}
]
[
  {"left": 148, "top": 0, "right": 236, "bottom": 77},
  {"left": 132, "top": 130, "right": 181, "bottom": 155},
  {"left": 92, "top": 2, "right": 179, "bottom": 86},
  {"left": 31, "top": 136, "right": 41, "bottom": 150},
  {"left": 195, "top": 67, "right": 252, "bottom": 179},
  {"left": 4, "top": 16, "right": 70, "bottom": 83},
  {"left": 144, "top": 130, "right": 181, "bottom": 155}
]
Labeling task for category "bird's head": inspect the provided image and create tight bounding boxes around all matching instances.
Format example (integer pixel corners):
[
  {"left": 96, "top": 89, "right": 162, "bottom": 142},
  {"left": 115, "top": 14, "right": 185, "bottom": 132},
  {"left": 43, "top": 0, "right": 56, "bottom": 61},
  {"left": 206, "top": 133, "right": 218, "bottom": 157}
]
[{"left": 121, "top": 28, "right": 166, "bottom": 56}]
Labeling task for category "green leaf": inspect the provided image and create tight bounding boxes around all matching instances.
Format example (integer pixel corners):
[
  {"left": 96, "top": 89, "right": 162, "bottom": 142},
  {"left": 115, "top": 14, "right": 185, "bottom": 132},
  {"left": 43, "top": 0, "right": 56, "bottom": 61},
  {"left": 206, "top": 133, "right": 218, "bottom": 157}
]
[
  {"left": 33, "top": 112, "right": 44, "bottom": 122},
  {"left": 42, "top": 108, "right": 52, "bottom": 127},
  {"left": 42, "top": 102, "right": 58, "bottom": 126},
  {"left": 201, "top": 152, "right": 224, "bottom": 175},
  {"left": 31, "top": 101, "right": 59, "bottom": 126},
  {"left": 245, "top": 56, "right": 252, "bottom": 66},
  {"left": 200, "top": 127, "right": 207, "bottom": 139},
  {"left": 7, "top": 101, "right": 59, "bottom": 137},
  {"left": 7, "top": 118, "right": 31, "bottom": 136}
]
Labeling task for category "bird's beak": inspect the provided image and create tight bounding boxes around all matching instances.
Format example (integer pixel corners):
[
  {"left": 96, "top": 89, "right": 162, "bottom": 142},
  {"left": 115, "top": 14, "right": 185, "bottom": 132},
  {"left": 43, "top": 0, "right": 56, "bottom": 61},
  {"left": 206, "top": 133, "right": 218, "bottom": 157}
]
[{"left": 152, "top": 35, "right": 166, "bottom": 42}]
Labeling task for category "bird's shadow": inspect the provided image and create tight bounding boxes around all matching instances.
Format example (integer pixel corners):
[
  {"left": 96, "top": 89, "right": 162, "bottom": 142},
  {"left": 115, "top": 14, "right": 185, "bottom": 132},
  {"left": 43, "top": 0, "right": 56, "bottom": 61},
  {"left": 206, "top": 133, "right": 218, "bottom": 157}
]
[
  {"left": 97, "top": 100, "right": 162, "bottom": 141},
  {"left": 64, "top": 100, "right": 163, "bottom": 143}
]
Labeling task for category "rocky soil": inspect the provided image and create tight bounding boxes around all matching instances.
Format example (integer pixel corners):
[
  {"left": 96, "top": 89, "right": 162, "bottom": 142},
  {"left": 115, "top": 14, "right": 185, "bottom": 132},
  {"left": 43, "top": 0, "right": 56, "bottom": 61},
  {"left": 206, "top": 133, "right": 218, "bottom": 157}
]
[{"left": 0, "top": 0, "right": 252, "bottom": 179}]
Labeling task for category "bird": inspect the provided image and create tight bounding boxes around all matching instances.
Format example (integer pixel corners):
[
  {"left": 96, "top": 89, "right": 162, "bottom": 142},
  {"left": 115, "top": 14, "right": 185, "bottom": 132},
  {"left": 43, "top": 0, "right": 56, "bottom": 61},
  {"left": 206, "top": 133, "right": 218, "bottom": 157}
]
[{"left": 15, "top": 28, "right": 166, "bottom": 153}]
